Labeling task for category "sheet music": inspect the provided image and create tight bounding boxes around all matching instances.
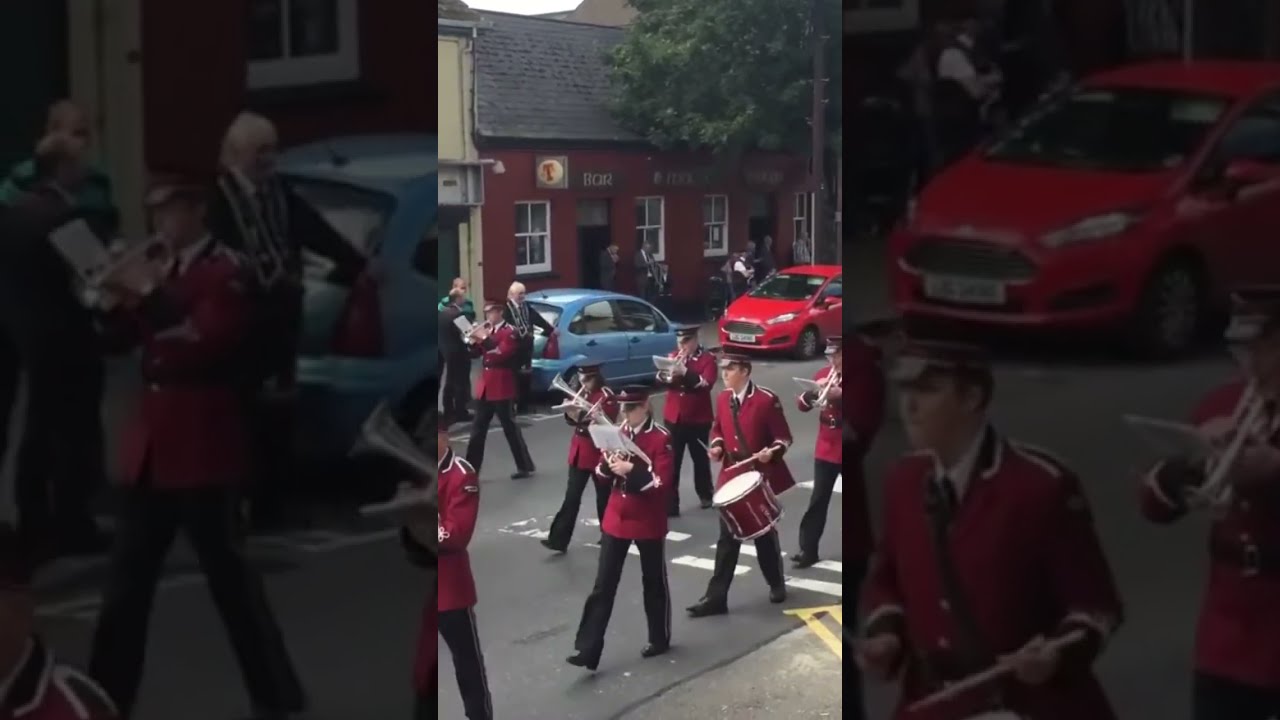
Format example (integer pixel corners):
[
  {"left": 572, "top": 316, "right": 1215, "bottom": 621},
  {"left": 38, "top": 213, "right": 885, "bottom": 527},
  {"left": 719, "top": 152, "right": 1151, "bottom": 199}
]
[
  {"left": 1122, "top": 415, "right": 1213, "bottom": 460},
  {"left": 792, "top": 377, "right": 823, "bottom": 393},
  {"left": 453, "top": 315, "right": 473, "bottom": 334},
  {"left": 589, "top": 425, "right": 628, "bottom": 452},
  {"left": 48, "top": 220, "right": 110, "bottom": 283},
  {"left": 652, "top": 356, "right": 678, "bottom": 371}
]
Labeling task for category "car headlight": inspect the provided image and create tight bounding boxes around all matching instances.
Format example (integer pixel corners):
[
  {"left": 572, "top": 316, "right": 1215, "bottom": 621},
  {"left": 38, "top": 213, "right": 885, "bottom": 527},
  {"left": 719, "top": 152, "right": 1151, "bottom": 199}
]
[
  {"left": 767, "top": 312, "right": 798, "bottom": 325},
  {"left": 1039, "top": 211, "right": 1141, "bottom": 248}
]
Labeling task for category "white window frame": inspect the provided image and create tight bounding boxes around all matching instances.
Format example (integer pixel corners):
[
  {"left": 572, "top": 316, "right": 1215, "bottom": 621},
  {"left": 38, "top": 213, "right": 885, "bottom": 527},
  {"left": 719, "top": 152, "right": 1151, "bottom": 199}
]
[
  {"left": 702, "top": 194, "right": 729, "bottom": 258},
  {"left": 248, "top": 0, "right": 361, "bottom": 90},
  {"left": 794, "top": 192, "right": 812, "bottom": 248},
  {"left": 514, "top": 201, "right": 552, "bottom": 275},
  {"left": 845, "top": 0, "right": 919, "bottom": 35},
  {"left": 635, "top": 196, "right": 666, "bottom": 261}
]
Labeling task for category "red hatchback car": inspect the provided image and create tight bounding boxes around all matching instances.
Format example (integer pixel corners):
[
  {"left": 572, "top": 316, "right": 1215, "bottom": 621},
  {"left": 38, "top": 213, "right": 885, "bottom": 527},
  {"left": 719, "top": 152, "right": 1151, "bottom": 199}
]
[
  {"left": 889, "top": 61, "right": 1280, "bottom": 356},
  {"left": 719, "top": 264, "right": 843, "bottom": 358}
]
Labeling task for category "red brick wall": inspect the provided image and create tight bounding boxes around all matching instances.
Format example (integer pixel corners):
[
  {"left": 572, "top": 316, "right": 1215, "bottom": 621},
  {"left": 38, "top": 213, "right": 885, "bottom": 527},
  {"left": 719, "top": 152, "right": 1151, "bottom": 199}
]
[{"left": 480, "top": 148, "right": 812, "bottom": 304}]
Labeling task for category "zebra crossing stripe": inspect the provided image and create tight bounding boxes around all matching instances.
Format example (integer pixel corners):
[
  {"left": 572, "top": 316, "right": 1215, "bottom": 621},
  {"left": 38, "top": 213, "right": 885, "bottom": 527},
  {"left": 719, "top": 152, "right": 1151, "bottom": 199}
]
[{"left": 673, "top": 556, "right": 750, "bottom": 575}]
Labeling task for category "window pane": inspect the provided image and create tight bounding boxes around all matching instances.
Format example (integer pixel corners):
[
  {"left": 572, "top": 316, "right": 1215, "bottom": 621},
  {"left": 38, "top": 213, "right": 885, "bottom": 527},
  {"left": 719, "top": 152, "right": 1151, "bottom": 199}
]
[
  {"left": 616, "top": 299, "right": 658, "bottom": 331},
  {"left": 516, "top": 236, "right": 530, "bottom": 267},
  {"left": 635, "top": 198, "right": 647, "bottom": 227},
  {"left": 531, "top": 202, "right": 549, "bottom": 233},
  {"left": 649, "top": 198, "right": 662, "bottom": 224},
  {"left": 248, "top": 0, "right": 285, "bottom": 60},
  {"left": 644, "top": 227, "right": 660, "bottom": 250},
  {"left": 702, "top": 196, "right": 714, "bottom": 224},
  {"left": 290, "top": 179, "right": 393, "bottom": 256},
  {"left": 528, "top": 234, "right": 547, "bottom": 265},
  {"left": 289, "top": 0, "right": 340, "bottom": 57},
  {"left": 573, "top": 301, "right": 618, "bottom": 335},
  {"left": 516, "top": 204, "right": 530, "bottom": 234}
]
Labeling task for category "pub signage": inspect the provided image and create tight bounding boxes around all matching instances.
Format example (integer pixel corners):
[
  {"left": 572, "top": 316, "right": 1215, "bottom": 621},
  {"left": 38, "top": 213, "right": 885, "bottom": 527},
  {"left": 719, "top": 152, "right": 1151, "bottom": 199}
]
[
  {"left": 535, "top": 155, "right": 569, "bottom": 189},
  {"left": 744, "top": 168, "right": 784, "bottom": 187},
  {"left": 651, "top": 168, "right": 716, "bottom": 187},
  {"left": 574, "top": 171, "right": 617, "bottom": 189}
]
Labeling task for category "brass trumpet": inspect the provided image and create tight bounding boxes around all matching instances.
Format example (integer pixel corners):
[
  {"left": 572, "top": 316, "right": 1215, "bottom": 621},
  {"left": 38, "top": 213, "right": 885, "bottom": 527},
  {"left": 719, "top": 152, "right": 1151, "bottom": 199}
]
[
  {"left": 814, "top": 370, "right": 842, "bottom": 407},
  {"left": 464, "top": 320, "right": 493, "bottom": 345},
  {"left": 1194, "top": 383, "right": 1268, "bottom": 509},
  {"left": 350, "top": 402, "right": 438, "bottom": 547}
]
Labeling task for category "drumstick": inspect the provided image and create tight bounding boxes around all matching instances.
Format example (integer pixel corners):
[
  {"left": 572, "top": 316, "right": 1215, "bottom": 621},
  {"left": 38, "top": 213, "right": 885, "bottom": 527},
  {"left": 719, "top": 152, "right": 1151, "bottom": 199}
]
[
  {"left": 697, "top": 440, "right": 709, "bottom": 452},
  {"left": 906, "top": 629, "right": 1086, "bottom": 713},
  {"left": 726, "top": 456, "right": 757, "bottom": 472}
]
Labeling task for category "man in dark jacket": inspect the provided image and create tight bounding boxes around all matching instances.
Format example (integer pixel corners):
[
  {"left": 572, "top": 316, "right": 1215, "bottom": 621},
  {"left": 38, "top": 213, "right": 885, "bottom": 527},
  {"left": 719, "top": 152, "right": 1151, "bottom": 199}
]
[
  {"left": 439, "top": 288, "right": 472, "bottom": 421},
  {"left": 503, "top": 282, "right": 558, "bottom": 415}
]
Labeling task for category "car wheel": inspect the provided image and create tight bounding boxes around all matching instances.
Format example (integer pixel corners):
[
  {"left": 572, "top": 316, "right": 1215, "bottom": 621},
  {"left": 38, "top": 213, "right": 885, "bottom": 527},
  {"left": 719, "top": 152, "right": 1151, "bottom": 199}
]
[
  {"left": 1131, "top": 259, "right": 1205, "bottom": 359},
  {"left": 795, "top": 326, "right": 821, "bottom": 360}
]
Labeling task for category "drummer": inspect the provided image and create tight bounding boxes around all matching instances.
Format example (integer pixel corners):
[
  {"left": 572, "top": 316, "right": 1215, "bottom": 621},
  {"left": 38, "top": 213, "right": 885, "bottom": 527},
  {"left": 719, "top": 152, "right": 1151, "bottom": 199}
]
[
  {"left": 858, "top": 336, "right": 1123, "bottom": 720},
  {"left": 687, "top": 353, "right": 795, "bottom": 619}
]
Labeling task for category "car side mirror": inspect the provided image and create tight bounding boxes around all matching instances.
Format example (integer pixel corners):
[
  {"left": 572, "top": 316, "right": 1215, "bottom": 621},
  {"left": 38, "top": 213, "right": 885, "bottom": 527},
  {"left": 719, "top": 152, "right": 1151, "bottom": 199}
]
[
  {"left": 813, "top": 297, "right": 829, "bottom": 309},
  {"left": 1224, "top": 159, "right": 1280, "bottom": 193}
]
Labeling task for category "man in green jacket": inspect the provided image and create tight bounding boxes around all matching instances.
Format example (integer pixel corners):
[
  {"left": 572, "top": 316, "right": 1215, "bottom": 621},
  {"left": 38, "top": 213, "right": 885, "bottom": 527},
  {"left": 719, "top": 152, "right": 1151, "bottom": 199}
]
[{"left": 438, "top": 277, "right": 475, "bottom": 322}]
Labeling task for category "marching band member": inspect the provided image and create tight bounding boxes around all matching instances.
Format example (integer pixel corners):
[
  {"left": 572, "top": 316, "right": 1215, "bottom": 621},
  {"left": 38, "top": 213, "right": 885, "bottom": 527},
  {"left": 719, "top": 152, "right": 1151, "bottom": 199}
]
[
  {"left": 543, "top": 363, "right": 618, "bottom": 553},
  {"left": 687, "top": 354, "right": 795, "bottom": 618},
  {"left": 655, "top": 325, "right": 717, "bottom": 516},
  {"left": 0, "top": 524, "right": 119, "bottom": 719},
  {"left": 859, "top": 338, "right": 1121, "bottom": 720},
  {"left": 464, "top": 300, "right": 535, "bottom": 479},
  {"left": 423, "top": 419, "right": 492, "bottom": 720},
  {"left": 1139, "top": 286, "right": 1280, "bottom": 720},
  {"left": 568, "top": 386, "right": 674, "bottom": 670}
]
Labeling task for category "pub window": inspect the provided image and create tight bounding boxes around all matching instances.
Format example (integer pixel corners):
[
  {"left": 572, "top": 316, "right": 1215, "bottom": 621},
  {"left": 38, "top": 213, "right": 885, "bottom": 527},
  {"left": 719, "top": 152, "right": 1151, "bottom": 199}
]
[
  {"left": 635, "top": 196, "right": 665, "bottom": 261},
  {"left": 793, "top": 192, "right": 812, "bottom": 249},
  {"left": 515, "top": 201, "right": 552, "bottom": 275},
  {"left": 248, "top": 0, "right": 360, "bottom": 90},
  {"left": 703, "top": 194, "right": 729, "bottom": 257}
]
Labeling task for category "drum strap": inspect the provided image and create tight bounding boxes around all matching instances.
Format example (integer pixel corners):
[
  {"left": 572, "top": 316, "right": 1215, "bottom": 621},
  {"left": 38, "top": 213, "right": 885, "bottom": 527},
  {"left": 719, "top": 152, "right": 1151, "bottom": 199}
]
[{"left": 729, "top": 397, "right": 752, "bottom": 463}]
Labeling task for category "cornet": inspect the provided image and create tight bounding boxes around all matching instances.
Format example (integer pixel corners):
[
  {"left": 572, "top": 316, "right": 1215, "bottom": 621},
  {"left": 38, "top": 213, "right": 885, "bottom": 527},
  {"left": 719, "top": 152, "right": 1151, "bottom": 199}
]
[
  {"left": 464, "top": 321, "right": 493, "bottom": 344},
  {"left": 814, "top": 370, "right": 842, "bottom": 407},
  {"left": 350, "top": 402, "right": 438, "bottom": 549},
  {"left": 1194, "top": 382, "right": 1269, "bottom": 509},
  {"left": 551, "top": 374, "right": 595, "bottom": 412},
  {"left": 654, "top": 349, "right": 689, "bottom": 383}
]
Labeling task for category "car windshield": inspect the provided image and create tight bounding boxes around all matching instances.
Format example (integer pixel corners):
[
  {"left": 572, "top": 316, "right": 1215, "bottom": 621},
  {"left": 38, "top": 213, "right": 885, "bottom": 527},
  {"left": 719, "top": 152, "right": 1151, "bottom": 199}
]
[
  {"left": 983, "top": 86, "right": 1229, "bottom": 172},
  {"left": 290, "top": 178, "right": 396, "bottom": 259},
  {"left": 749, "top": 273, "right": 827, "bottom": 301},
  {"left": 528, "top": 302, "right": 561, "bottom": 336}
]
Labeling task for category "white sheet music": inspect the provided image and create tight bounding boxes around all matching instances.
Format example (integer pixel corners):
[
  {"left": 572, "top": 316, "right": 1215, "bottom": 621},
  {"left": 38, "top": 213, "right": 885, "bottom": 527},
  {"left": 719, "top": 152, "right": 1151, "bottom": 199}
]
[
  {"left": 792, "top": 377, "right": 823, "bottom": 393},
  {"left": 652, "top": 356, "right": 678, "bottom": 371},
  {"left": 453, "top": 315, "right": 473, "bottom": 334},
  {"left": 589, "top": 425, "right": 628, "bottom": 452},
  {"left": 1122, "top": 415, "right": 1213, "bottom": 460},
  {"left": 48, "top": 220, "right": 110, "bottom": 283}
]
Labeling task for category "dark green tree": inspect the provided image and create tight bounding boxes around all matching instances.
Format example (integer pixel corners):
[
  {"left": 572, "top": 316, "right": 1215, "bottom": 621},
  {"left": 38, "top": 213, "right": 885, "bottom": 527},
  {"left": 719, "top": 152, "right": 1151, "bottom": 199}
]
[{"left": 607, "top": 0, "right": 841, "bottom": 157}]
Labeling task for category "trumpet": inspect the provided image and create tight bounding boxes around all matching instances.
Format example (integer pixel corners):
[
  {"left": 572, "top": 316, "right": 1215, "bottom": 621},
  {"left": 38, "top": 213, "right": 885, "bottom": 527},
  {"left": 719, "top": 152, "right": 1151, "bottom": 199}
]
[
  {"left": 551, "top": 374, "right": 595, "bottom": 412},
  {"left": 350, "top": 402, "right": 438, "bottom": 535},
  {"left": 464, "top": 321, "right": 493, "bottom": 344},
  {"left": 814, "top": 370, "right": 842, "bottom": 407},
  {"left": 654, "top": 350, "right": 689, "bottom": 383},
  {"left": 1194, "top": 383, "right": 1268, "bottom": 509}
]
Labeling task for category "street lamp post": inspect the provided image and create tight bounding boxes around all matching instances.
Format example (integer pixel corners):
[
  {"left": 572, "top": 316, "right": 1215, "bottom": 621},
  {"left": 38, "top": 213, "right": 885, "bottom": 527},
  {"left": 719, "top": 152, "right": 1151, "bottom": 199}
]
[{"left": 809, "top": 0, "right": 827, "bottom": 263}]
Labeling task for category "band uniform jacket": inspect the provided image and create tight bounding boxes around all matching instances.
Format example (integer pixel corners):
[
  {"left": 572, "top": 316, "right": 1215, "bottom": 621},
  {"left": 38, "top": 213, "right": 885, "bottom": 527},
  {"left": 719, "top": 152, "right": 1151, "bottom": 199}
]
[
  {"left": 106, "top": 243, "right": 253, "bottom": 490},
  {"left": 437, "top": 449, "right": 480, "bottom": 611},
  {"left": 596, "top": 418, "right": 675, "bottom": 540},
  {"left": 658, "top": 348, "right": 716, "bottom": 425},
  {"left": 1139, "top": 379, "right": 1280, "bottom": 689},
  {"left": 399, "top": 495, "right": 438, "bottom": 696},
  {"left": 470, "top": 322, "right": 519, "bottom": 402},
  {"left": 709, "top": 382, "right": 796, "bottom": 496},
  {"left": 862, "top": 428, "right": 1122, "bottom": 720},
  {"left": 0, "top": 640, "right": 118, "bottom": 719},
  {"left": 566, "top": 386, "right": 619, "bottom": 471}
]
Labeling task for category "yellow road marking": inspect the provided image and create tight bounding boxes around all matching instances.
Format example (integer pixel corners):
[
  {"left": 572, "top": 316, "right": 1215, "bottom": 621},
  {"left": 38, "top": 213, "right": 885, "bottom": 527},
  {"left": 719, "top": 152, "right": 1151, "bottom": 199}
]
[{"left": 784, "top": 604, "right": 843, "bottom": 658}]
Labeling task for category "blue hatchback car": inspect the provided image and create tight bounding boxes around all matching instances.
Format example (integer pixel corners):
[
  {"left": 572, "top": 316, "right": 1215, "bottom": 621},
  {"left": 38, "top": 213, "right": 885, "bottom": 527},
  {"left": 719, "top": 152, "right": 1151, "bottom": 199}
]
[
  {"left": 278, "top": 134, "right": 436, "bottom": 460},
  {"left": 526, "top": 289, "right": 680, "bottom": 392}
]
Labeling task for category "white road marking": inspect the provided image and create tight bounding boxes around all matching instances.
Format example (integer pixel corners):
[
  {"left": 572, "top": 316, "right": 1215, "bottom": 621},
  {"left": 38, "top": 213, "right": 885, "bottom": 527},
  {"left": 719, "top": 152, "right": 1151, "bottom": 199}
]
[
  {"left": 725, "top": 544, "right": 788, "bottom": 559},
  {"left": 673, "top": 556, "right": 749, "bottom": 575},
  {"left": 783, "top": 576, "right": 843, "bottom": 598},
  {"left": 666, "top": 531, "right": 691, "bottom": 542},
  {"left": 514, "top": 528, "right": 550, "bottom": 540},
  {"left": 795, "top": 479, "right": 842, "bottom": 494},
  {"left": 38, "top": 573, "right": 206, "bottom": 619},
  {"left": 301, "top": 528, "right": 400, "bottom": 552},
  {"left": 812, "top": 560, "right": 842, "bottom": 573}
]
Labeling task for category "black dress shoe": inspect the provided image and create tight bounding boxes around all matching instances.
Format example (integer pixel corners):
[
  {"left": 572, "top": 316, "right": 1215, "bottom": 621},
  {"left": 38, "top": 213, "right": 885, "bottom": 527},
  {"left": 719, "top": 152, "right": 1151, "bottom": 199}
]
[
  {"left": 699, "top": 498, "right": 713, "bottom": 509},
  {"left": 540, "top": 538, "right": 567, "bottom": 553},
  {"left": 511, "top": 470, "right": 533, "bottom": 480},
  {"left": 566, "top": 652, "right": 599, "bottom": 671},
  {"left": 686, "top": 598, "right": 728, "bottom": 618},
  {"left": 641, "top": 643, "right": 669, "bottom": 658},
  {"left": 790, "top": 552, "right": 818, "bottom": 569},
  {"left": 769, "top": 585, "right": 787, "bottom": 604}
]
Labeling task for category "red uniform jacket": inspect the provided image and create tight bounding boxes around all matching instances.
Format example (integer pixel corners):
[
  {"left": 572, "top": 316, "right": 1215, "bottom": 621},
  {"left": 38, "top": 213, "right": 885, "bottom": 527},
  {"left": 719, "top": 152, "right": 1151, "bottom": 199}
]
[
  {"left": 843, "top": 336, "right": 886, "bottom": 460},
  {"left": 401, "top": 521, "right": 437, "bottom": 696},
  {"left": 438, "top": 450, "right": 480, "bottom": 611},
  {"left": 109, "top": 244, "right": 252, "bottom": 490},
  {"left": 659, "top": 348, "right": 717, "bottom": 425},
  {"left": 596, "top": 417, "right": 675, "bottom": 540},
  {"left": 565, "top": 386, "right": 619, "bottom": 471},
  {"left": 709, "top": 382, "right": 796, "bottom": 496},
  {"left": 471, "top": 322, "right": 519, "bottom": 402},
  {"left": 1139, "top": 379, "right": 1280, "bottom": 689},
  {"left": 862, "top": 428, "right": 1122, "bottom": 720},
  {"left": 0, "top": 641, "right": 118, "bottom": 720}
]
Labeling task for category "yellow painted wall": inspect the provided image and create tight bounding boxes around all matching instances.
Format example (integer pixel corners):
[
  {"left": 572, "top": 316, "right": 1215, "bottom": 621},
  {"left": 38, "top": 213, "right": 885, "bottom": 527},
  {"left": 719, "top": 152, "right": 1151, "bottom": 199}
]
[{"left": 437, "top": 36, "right": 468, "bottom": 162}]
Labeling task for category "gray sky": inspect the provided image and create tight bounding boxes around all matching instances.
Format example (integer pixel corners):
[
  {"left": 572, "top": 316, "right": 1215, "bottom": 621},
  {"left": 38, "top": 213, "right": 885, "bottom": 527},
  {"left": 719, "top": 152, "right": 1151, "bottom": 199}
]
[{"left": 464, "top": 0, "right": 579, "bottom": 14}]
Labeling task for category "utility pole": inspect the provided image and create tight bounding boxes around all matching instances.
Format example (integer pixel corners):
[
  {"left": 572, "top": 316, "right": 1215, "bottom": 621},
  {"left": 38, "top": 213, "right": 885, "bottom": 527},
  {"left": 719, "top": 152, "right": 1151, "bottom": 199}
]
[
  {"left": 809, "top": 0, "right": 827, "bottom": 263},
  {"left": 1182, "top": 0, "right": 1194, "bottom": 61}
]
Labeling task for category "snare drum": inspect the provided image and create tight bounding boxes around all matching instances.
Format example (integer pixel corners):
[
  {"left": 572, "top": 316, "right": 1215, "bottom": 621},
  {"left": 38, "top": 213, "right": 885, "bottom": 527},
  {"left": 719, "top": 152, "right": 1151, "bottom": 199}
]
[
  {"left": 712, "top": 471, "right": 783, "bottom": 541},
  {"left": 962, "top": 712, "right": 1023, "bottom": 720}
]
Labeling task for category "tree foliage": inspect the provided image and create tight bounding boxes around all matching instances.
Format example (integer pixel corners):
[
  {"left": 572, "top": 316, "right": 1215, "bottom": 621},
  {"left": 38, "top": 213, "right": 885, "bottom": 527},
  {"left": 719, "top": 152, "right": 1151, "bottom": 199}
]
[{"left": 607, "top": 0, "right": 841, "bottom": 156}]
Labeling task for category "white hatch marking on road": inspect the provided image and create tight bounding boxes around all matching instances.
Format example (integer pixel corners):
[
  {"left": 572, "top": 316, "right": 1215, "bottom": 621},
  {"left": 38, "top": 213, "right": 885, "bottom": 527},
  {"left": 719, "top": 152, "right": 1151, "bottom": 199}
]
[
  {"left": 301, "top": 528, "right": 400, "bottom": 552},
  {"left": 812, "top": 560, "right": 842, "bottom": 573},
  {"left": 516, "top": 529, "right": 550, "bottom": 540},
  {"left": 673, "top": 556, "right": 749, "bottom": 575},
  {"left": 628, "top": 546, "right": 640, "bottom": 556},
  {"left": 507, "top": 518, "right": 541, "bottom": 527},
  {"left": 783, "top": 576, "right": 843, "bottom": 598},
  {"left": 725, "top": 544, "right": 788, "bottom": 559},
  {"left": 666, "top": 531, "right": 691, "bottom": 542},
  {"left": 795, "top": 479, "right": 841, "bottom": 494},
  {"left": 582, "top": 519, "right": 600, "bottom": 527}
]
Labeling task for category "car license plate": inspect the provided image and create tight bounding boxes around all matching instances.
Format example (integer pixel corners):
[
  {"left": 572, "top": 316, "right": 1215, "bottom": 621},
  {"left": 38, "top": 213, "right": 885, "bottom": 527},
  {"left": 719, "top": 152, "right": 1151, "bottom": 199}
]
[
  {"left": 728, "top": 332, "right": 757, "bottom": 343},
  {"left": 923, "top": 275, "right": 1006, "bottom": 305}
]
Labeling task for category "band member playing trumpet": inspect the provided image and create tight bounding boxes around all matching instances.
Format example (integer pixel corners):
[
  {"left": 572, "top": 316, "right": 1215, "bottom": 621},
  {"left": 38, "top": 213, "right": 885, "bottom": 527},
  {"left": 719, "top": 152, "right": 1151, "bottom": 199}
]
[
  {"left": 859, "top": 338, "right": 1121, "bottom": 720},
  {"left": 656, "top": 325, "right": 717, "bottom": 516},
  {"left": 543, "top": 364, "right": 618, "bottom": 552},
  {"left": 413, "top": 418, "right": 492, "bottom": 720},
  {"left": 464, "top": 300, "right": 535, "bottom": 479},
  {"left": 687, "top": 354, "right": 795, "bottom": 618},
  {"left": 1139, "top": 286, "right": 1280, "bottom": 720},
  {"left": 568, "top": 386, "right": 674, "bottom": 671}
]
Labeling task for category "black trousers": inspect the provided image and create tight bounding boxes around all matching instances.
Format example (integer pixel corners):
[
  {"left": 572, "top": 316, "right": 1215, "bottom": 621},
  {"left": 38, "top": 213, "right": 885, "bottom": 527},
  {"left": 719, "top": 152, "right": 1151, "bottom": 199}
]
[
  {"left": 705, "top": 520, "right": 785, "bottom": 602},
  {"left": 575, "top": 533, "right": 671, "bottom": 661},
  {"left": 443, "top": 352, "right": 472, "bottom": 418},
  {"left": 414, "top": 692, "right": 434, "bottom": 720},
  {"left": 514, "top": 338, "right": 534, "bottom": 414},
  {"left": 844, "top": 562, "right": 868, "bottom": 720},
  {"left": 89, "top": 485, "right": 304, "bottom": 717},
  {"left": 1193, "top": 672, "right": 1280, "bottom": 720},
  {"left": 245, "top": 390, "right": 296, "bottom": 527},
  {"left": 798, "top": 459, "right": 842, "bottom": 557},
  {"left": 439, "top": 607, "right": 493, "bottom": 720},
  {"left": 547, "top": 467, "right": 609, "bottom": 550},
  {"left": 665, "top": 422, "right": 712, "bottom": 511},
  {"left": 464, "top": 399, "right": 534, "bottom": 475}
]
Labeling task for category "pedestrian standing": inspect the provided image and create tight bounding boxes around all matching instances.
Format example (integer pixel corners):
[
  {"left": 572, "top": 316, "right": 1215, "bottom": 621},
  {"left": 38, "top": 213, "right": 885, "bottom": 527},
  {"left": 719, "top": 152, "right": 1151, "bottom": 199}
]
[
  {"left": 88, "top": 176, "right": 305, "bottom": 720},
  {"left": 1138, "top": 286, "right": 1280, "bottom": 720},
  {"left": 654, "top": 326, "right": 717, "bottom": 515},
  {"left": 754, "top": 235, "right": 776, "bottom": 281},
  {"left": 933, "top": 18, "right": 1004, "bottom": 166},
  {"left": 634, "top": 241, "right": 659, "bottom": 302},
  {"left": 687, "top": 355, "right": 794, "bottom": 618},
  {"left": 439, "top": 287, "right": 473, "bottom": 421},
  {"left": 503, "top": 282, "right": 557, "bottom": 415},
  {"left": 464, "top": 301, "right": 535, "bottom": 479},
  {"left": 730, "top": 250, "right": 754, "bottom": 300},
  {"left": 568, "top": 386, "right": 674, "bottom": 671},
  {"left": 437, "top": 277, "right": 476, "bottom": 322},
  {"left": 543, "top": 364, "right": 617, "bottom": 552},
  {"left": 599, "top": 243, "right": 619, "bottom": 290},
  {"left": 858, "top": 338, "right": 1121, "bottom": 720}
]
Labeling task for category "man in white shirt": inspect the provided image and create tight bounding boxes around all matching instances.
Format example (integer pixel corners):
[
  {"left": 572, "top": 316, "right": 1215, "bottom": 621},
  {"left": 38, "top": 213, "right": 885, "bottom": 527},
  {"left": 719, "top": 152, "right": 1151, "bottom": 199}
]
[{"left": 934, "top": 19, "right": 1003, "bottom": 165}]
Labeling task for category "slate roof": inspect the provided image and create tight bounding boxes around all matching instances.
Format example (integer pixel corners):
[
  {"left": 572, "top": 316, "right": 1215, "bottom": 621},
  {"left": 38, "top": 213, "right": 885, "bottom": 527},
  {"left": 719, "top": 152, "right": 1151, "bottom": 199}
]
[
  {"left": 438, "top": 0, "right": 479, "bottom": 22},
  {"left": 474, "top": 12, "right": 642, "bottom": 143}
]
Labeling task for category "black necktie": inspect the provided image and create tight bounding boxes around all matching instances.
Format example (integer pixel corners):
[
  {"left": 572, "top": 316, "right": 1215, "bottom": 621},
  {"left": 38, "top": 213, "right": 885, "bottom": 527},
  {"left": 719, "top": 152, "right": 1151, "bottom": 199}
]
[{"left": 936, "top": 474, "right": 959, "bottom": 515}]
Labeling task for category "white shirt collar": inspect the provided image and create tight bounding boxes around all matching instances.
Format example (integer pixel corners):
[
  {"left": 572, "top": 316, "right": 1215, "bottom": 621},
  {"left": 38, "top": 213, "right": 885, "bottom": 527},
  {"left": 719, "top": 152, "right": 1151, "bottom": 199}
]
[
  {"left": 933, "top": 423, "right": 989, "bottom": 499},
  {"left": 732, "top": 382, "right": 754, "bottom": 404},
  {"left": 177, "top": 235, "right": 213, "bottom": 274},
  {"left": 0, "top": 639, "right": 33, "bottom": 705}
]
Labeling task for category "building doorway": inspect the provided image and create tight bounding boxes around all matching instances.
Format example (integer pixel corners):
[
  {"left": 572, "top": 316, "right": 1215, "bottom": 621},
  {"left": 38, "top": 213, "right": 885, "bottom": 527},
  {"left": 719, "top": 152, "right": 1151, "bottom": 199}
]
[
  {"left": 438, "top": 206, "right": 468, "bottom": 288},
  {"left": 0, "top": 2, "right": 68, "bottom": 169},
  {"left": 747, "top": 192, "right": 777, "bottom": 248},
  {"left": 577, "top": 199, "right": 611, "bottom": 289}
]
